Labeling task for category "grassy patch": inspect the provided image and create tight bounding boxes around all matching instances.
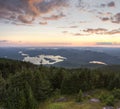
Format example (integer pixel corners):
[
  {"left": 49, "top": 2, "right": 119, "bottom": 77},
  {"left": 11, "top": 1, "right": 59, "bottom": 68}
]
[
  {"left": 39, "top": 89, "right": 120, "bottom": 109},
  {"left": 41, "top": 101, "right": 103, "bottom": 109},
  {"left": 47, "top": 102, "right": 67, "bottom": 109},
  {"left": 39, "top": 100, "right": 103, "bottom": 109}
]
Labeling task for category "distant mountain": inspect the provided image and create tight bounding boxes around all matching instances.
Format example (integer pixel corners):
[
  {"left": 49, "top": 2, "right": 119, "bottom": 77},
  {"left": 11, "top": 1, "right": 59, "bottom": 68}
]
[{"left": 0, "top": 47, "right": 120, "bottom": 68}]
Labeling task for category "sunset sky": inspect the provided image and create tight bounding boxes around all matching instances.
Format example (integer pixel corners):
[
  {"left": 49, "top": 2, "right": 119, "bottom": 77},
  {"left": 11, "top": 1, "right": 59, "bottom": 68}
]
[{"left": 0, "top": 0, "right": 120, "bottom": 47}]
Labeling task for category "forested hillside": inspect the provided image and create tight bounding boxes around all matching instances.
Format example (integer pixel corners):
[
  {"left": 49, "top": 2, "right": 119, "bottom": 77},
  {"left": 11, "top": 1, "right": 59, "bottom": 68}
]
[{"left": 0, "top": 58, "right": 120, "bottom": 109}]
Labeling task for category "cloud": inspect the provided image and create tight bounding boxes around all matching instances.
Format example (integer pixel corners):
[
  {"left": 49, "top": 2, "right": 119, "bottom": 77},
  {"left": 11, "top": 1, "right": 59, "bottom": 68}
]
[
  {"left": 107, "top": 1, "right": 115, "bottom": 7},
  {"left": 96, "top": 42, "right": 113, "bottom": 45},
  {"left": 83, "top": 28, "right": 108, "bottom": 34},
  {"left": 42, "top": 42, "right": 72, "bottom": 46},
  {"left": 0, "top": 40, "right": 12, "bottom": 46},
  {"left": 69, "top": 26, "right": 78, "bottom": 28},
  {"left": 0, "top": 40, "right": 8, "bottom": 43},
  {"left": 28, "top": 0, "right": 43, "bottom": 16},
  {"left": 79, "top": 21, "right": 88, "bottom": 23},
  {"left": 0, "top": 0, "right": 68, "bottom": 24},
  {"left": 74, "top": 33, "right": 83, "bottom": 36},
  {"left": 83, "top": 28, "right": 120, "bottom": 35},
  {"left": 23, "top": 55, "right": 66, "bottom": 65},
  {"left": 61, "top": 31, "right": 90, "bottom": 36},
  {"left": 96, "top": 42, "right": 120, "bottom": 46},
  {"left": 62, "top": 31, "right": 68, "bottom": 33},
  {"left": 97, "top": 12, "right": 120, "bottom": 24},
  {"left": 100, "top": 1, "right": 115, "bottom": 8},
  {"left": 111, "top": 13, "right": 120, "bottom": 24},
  {"left": 77, "top": 0, "right": 118, "bottom": 25},
  {"left": 97, "top": 12, "right": 111, "bottom": 22},
  {"left": 106, "top": 28, "right": 120, "bottom": 35},
  {"left": 18, "top": 15, "right": 34, "bottom": 24},
  {"left": 73, "top": 33, "right": 90, "bottom": 36},
  {"left": 100, "top": 3, "right": 106, "bottom": 8},
  {"left": 101, "top": 17, "right": 109, "bottom": 21},
  {"left": 39, "top": 21, "right": 48, "bottom": 25},
  {"left": 59, "top": 25, "right": 78, "bottom": 28},
  {"left": 43, "top": 13, "right": 65, "bottom": 20},
  {"left": 72, "top": 28, "right": 120, "bottom": 36},
  {"left": 98, "top": 12, "right": 120, "bottom": 24},
  {"left": 18, "top": 51, "right": 29, "bottom": 56},
  {"left": 89, "top": 61, "right": 107, "bottom": 65}
]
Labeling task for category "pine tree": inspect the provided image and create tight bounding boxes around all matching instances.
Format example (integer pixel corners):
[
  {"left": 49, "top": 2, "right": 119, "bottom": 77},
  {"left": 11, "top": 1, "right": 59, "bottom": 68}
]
[
  {"left": 76, "top": 90, "right": 83, "bottom": 102},
  {"left": 24, "top": 82, "right": 37, "bottom": 109}
]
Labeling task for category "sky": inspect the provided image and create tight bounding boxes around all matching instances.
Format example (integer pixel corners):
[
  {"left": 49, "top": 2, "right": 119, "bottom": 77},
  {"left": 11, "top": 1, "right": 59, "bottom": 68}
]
[{"left": 0, "top": 0, "right": 120, "bottom": 47}]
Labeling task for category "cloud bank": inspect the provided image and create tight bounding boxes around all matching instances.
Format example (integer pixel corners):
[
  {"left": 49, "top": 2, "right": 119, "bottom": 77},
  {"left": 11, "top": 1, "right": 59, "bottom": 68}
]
[
  {"left": 83, "top": 28, "right": 120, "bottom": 35},
  {"left": 23, "top": 55, "right": 67, "bottom": 65},
  {"left": 89, "top": 61, "right": 107, "bottom": 65}
]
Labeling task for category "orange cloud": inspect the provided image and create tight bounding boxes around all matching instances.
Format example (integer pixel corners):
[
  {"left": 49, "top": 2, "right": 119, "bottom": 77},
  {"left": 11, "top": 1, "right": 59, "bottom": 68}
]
[
  {"left": 0, "top": 0, "right": 68, "bottom": 24},
  {"left": 28, "top": 0, "right": 43, "bottom": 16},
  {"left": 39, "top": 21, "right": 48, "bottom": 25}
]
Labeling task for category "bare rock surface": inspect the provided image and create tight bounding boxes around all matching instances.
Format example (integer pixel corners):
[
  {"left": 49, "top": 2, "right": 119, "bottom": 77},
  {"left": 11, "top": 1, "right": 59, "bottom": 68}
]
[
  {"left": 103, "top": 106, "right": 114, "bottom": 109},
  {"left": 90, "top": 98, "right": 100, "bottom": 103},
  {"left": 54, "top": 97, "right": 67, "bottom": 102}
]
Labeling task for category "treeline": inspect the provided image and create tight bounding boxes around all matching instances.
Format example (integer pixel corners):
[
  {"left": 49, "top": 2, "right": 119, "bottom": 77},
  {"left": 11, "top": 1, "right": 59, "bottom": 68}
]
[{"left": 0, "top": 58, "right": 120, "bottom": 109}]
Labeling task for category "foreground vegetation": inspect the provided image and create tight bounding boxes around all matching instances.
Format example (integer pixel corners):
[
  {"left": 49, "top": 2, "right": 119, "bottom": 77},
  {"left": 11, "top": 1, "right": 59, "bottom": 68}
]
[
  {"left": 0, "top": 58, "right": 120, "bottom": 109},
  {"left": 39, "top": 100, "right": 103, "bottom": 109},
  {"left": 38, "top": 89, "right": 120, "bottom": 109}
]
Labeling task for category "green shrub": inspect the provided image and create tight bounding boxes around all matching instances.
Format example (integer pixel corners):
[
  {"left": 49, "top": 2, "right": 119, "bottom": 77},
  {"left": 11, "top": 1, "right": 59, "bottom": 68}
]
[
  {"left": 99, "top": 92, "right": 115, "bottom": 106},
  {"left": 76, "top": 90, "right": 83, "bottom": 102},
  {"left": 105, "top": 95, "right": 114, "bottom": 106},
  {"left": 112, "top": 88, "right": 120, "bottom": 99}
]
